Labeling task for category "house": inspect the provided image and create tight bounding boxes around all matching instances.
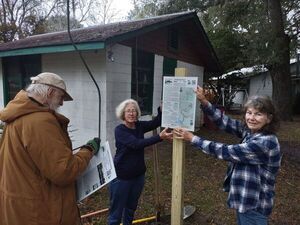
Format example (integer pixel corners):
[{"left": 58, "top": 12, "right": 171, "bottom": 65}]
[
  {"left": 0, "top": 11, "right": 221, "bottom": 150},
  {"left": 248, "top": 60, "right": 300, "bottom": 104},
  {"left": 247, "top": 61, "right": 300, "bottom": 114}
]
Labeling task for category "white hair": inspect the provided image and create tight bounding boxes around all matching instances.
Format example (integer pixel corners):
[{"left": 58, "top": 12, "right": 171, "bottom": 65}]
[
  {"left": 115, "top": 99, "right": 141, "bottom": 120},
  {"left": 26, "top": 83, "right": 50, "bottom": 100}
]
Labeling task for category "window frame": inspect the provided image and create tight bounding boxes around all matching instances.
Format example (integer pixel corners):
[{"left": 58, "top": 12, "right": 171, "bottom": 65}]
[
  {"left": 131, "top": 48, "right": 154, "bottom": 115},
  {"left": 3, "top": 55, "right": 41, "bottom": 105}
]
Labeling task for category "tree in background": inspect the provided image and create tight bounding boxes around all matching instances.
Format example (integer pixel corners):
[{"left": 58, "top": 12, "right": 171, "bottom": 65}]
[
  {"left": 128, "top": 0, "right": 162, "bottom": 19},
  {"left": 0, "top": 0, "right": 119, "bottom": 42},
  {"left": 201, "top": 0, "right": 299, "bottom": 120},
  {"left": 41, "top": 15, "right": 83, "bottom": 33},
  {"left": 0, "top": 0, "right": 63, "bottom": 42},
  {"left": 88, "top": 0, "right": 119, "bottom": 24},
  {"left": 129, "top": 0, "right": 300, "bottom": 120}
]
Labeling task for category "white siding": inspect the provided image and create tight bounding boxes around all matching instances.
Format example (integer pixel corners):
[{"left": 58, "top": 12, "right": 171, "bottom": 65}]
[
  {"left": 34, "top": 47, "right": 205, "bottom": 152},
  {"left": 177, "top": 60, "right": 205, "bottom": 129},
  {"left": 249, "top": 73, "right": 272, "bottom": 97},
  {"left": 0, "top": 58, "right": 3, "bottom": 108},
  {"left": 152, "top": 55, "right": 164, "bottom": 114},
  {"left": 105, "top": 52, "right": 206, "bottom": 148},
  {"left": 106, "top": 44, "right": 132, "bottom": 153},
  {"left": 42, "top": 51, "right": 106, "bottom": 148}
]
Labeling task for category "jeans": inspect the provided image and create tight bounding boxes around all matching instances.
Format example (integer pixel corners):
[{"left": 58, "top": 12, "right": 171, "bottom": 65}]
[
  {"left": 108, "top": 174, "right": 145, "bottom": 225},
  {"left": 237, "top": 210, "right": 268, "bottom": 225}
]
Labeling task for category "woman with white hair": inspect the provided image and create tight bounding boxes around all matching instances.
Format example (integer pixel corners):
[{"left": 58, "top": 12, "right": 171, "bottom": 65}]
[{"left": 108, "top": 99, "right": 172, "bottom": 225}]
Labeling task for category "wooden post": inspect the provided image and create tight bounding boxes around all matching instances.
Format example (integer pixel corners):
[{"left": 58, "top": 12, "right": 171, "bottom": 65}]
[
  {"left": 171, "top": 68, "right": 187, "bottom": 225},
  {"left": 152, "top": 127, "right": 162, "bottom": 221}
]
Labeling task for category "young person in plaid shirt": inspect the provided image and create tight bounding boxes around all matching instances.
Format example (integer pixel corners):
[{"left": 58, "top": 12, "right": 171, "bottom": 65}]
[{"left": 174, "top": 86, "right": 281, "bottom": 225}]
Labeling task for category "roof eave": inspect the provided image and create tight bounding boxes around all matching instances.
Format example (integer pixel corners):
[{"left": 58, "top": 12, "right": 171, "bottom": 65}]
[
  {"left": 0, "top": 41, "right": 105, "bottom": 57},
  {"left": 105, "top": 12, "right": 222, "bottom": 75},
  {"left": 105, "top": 12, "right": 196, "bottom": 45}
]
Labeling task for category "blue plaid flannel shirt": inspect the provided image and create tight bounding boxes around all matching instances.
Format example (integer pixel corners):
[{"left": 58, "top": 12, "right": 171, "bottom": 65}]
[{"left": 192, "top": 102, "right": 281, "bottom": 216}]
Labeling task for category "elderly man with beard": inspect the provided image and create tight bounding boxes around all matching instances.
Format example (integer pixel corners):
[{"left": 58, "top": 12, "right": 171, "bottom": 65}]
[{"left": 0, "top": 72, "right": 100, "bottom": 225}]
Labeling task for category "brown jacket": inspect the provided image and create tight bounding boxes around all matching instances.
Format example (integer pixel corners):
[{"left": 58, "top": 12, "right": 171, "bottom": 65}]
[{"left": 0, "top": 90, "right": 93, "bottom": 225}]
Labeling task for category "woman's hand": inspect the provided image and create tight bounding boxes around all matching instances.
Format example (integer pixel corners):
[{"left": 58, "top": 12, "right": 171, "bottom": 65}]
[
  {"left": 159, "top": 127, "right": 173, "bottom": 140},
  {"left": 173, "top": 128, "right": 194, "bottom": 142},
  {"left": 195, "top": 86, "right": 209, "bottom": 106}
]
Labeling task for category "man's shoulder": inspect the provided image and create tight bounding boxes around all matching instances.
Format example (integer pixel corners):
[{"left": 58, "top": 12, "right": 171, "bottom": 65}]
[{"left": 21, "top": 111, "right": 56, "bottom": 124}]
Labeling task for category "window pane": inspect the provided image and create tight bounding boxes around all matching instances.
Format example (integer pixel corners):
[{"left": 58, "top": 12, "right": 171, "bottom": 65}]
[
  {"left": 131, "top": 49, "right": 154, "bottom": 115},
  {"left": 3, "top": 55, "right": 41, "bottom": 105}
]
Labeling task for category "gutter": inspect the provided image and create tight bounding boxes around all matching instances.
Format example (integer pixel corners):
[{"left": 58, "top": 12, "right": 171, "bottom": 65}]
[{"left": 0, "top": 42, "right": 105, "bottom": 57}]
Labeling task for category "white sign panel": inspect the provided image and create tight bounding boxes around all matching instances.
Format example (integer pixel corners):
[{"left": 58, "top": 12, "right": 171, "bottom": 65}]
[
  {"left": 162, "top": 76, "right": 198, "bottom": 131},
  {"left": 76, "top": 141, "right": 116, "bottom": 202}
]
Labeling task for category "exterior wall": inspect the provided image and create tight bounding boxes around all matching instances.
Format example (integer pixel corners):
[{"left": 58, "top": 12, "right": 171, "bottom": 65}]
[
  {"left": 105, "top": 48, "right": 206, "bottom": 153},
  {"left": 121, "top": 20, "right": 214, "bottom": 69},
  {"left": 290, "top": 61, "right": 299, "bottom": 76},
  {"left": 0, "top": 44, "right": 206, "bottom": 151},
  {"left": 152, "top": 55, "right": 164, "bottom": 114},
  {"left": 0, "top": 58, "right": 3, "bottom": 108},
  {"left": 249, "top": 73, "right": 272, "bottom": 97},
  {"left": 42, "top": 51, "right": 107, "bottom": 148},
  {"left": 177, "top": 60, "right": 204, "bottom": 129},
  {"left": 249, "top": 63, "right": 300, "bottom": 99},
  {"left": 232, "top": 91, "right": 247, "bottom": 105},
  {"left": 106, "top": 44, "right": 132, "bottom": 153}
]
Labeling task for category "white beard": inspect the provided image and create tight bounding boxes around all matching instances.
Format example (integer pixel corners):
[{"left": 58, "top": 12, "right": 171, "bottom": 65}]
[{"left": 48, "top": 102, "right": 60, "bottom": 112}]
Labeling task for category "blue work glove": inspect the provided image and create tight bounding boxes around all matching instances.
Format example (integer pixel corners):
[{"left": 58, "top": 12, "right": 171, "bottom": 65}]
[{"left": 85, "top": 137, "right": 100, "bottom": 155}]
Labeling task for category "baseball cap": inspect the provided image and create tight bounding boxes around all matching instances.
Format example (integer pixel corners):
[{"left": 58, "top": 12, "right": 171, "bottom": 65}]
[{"left": 30, "top": 72, "right": 73, "bottom": 101}]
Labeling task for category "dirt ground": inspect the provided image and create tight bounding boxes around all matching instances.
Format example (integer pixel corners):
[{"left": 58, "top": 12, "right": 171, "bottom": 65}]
[{"left": 79, "top": 115, "right": 300, "bottom": 225}]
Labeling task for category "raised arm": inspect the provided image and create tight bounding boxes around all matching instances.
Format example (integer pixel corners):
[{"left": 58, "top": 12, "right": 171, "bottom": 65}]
[
  {"left": 196, "top": 86, "right": 244, "bottom": 138},
  {"left": 139, "top": 107, "right": 162, "bottom": 133}
]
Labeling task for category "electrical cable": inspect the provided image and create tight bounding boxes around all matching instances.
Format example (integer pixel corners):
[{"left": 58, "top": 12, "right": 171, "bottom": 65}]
[
  {"left": 65, "top": 6, "right": 163, "bottom": 224},
  {"left": 66, "top": 0, "right": 101, "bottom": 139}
]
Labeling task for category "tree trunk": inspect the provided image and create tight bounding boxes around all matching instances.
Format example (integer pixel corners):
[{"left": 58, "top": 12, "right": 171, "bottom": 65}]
[
  {"left": 270, "top": 60, "right": 293, "bottom": 121},
  {"left": 268, "top": 0, "right": 293, "bottom": 121}
]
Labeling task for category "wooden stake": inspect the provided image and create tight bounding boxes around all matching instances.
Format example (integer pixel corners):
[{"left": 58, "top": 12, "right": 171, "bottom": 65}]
[
  {"left": 171, "top": 68, "right": 187, "bottom": 225},
  {"left": 152, "top": 127, "right": 162, "bottom": 221}
]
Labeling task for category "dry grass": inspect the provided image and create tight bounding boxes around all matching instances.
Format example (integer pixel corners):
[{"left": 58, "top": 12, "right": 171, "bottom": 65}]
[{"left": 79, "top": 115, "right": 300, "bottom": 225}]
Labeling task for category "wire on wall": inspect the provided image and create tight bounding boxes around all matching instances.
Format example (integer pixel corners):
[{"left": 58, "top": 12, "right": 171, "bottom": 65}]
[{"left": 66, "top": 0, "right": 101, "bottom": 139}]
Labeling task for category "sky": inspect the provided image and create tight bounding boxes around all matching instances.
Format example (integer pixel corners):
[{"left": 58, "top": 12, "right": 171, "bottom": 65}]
[{"left": 111, "top": 0, "right": 134, "bottom": 22}]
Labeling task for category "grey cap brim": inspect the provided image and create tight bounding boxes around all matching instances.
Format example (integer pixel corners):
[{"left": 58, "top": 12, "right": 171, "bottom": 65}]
[{"left": 63, "top": 91, "right": 73, "bottom": 101}]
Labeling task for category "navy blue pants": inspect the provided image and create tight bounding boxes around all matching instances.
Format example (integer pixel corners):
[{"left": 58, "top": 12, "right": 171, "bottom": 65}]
[{"left": 108, "top": 174, "right": 145, "bottom": 225}]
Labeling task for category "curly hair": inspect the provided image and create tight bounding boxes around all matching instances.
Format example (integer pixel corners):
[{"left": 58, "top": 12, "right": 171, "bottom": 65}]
[{"left": 115, "top": 99, "right": 141, "bottom": 121}]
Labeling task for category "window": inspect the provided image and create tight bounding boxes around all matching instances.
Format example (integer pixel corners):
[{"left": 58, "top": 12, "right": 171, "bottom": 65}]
[
  {"left": 3, "top": 55, "right": 41, "bottom": 105},
  {"left": 131, "top": 49, "right": 154, "bottom": 115}
]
